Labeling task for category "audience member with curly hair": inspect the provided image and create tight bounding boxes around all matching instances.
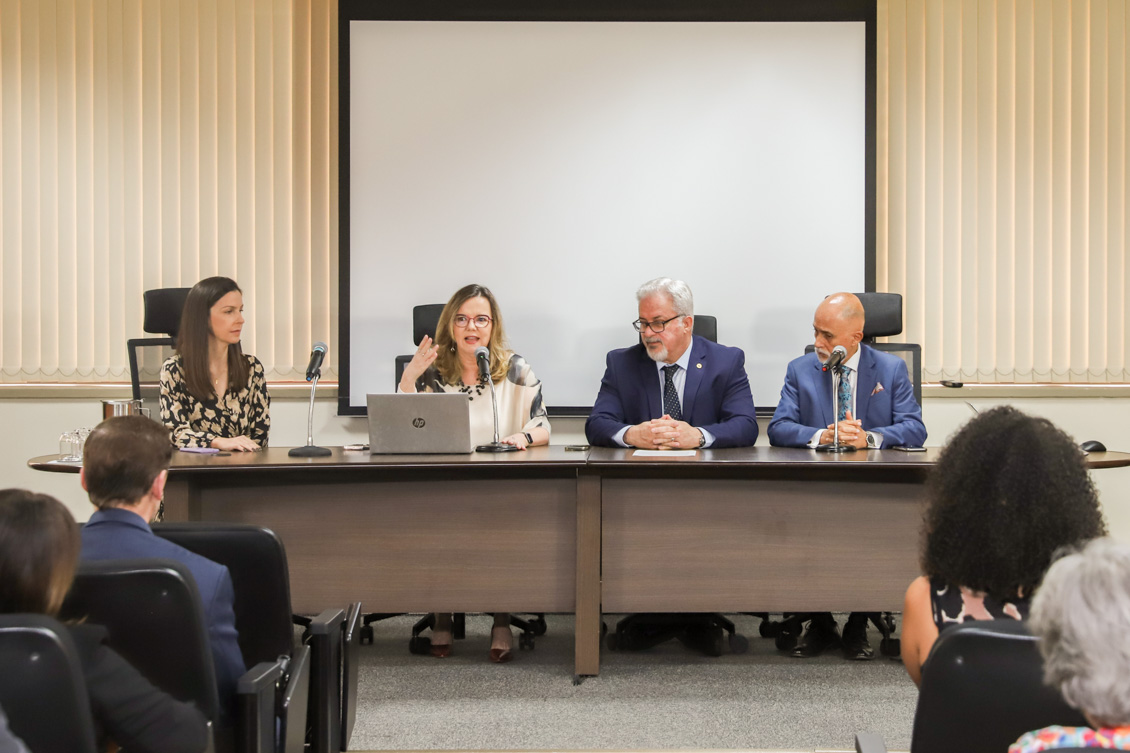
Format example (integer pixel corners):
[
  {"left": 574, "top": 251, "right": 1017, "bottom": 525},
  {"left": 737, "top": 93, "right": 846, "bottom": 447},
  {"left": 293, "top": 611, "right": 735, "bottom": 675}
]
[
  {"left": 1010, "top": 537, "right": 1130, "bottom": 752},
  {"left": 900, "top": 406, "right": 1107, "bottom": 685}
]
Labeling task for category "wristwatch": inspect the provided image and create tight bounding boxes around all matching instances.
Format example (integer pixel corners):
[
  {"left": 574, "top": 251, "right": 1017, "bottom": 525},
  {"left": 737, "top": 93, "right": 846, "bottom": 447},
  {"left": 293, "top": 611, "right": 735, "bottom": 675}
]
[
  {"left": 866, "top": 432, "right": 877, "bottom": 448},
  {"left": 523, "top": 432, "right": 534, "bottom": 445},
  {"left": 697, "top": 430, "right": 707, "bottom": 448}
]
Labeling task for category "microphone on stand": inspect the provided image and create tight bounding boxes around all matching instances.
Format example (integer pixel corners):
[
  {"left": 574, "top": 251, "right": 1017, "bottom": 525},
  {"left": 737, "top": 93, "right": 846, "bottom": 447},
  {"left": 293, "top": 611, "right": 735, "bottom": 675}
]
[
  {"left": 815, "top": 346, "right": 856, "bottom": 454},
  {"left": 821, "top": 345, "right": 848, "bottom": 372},
  {"left": 290, "top": 341, "right": 332, "bottom": 457},
  {"left": 473, "top": 346, "right": 518, "bottom": 453}
]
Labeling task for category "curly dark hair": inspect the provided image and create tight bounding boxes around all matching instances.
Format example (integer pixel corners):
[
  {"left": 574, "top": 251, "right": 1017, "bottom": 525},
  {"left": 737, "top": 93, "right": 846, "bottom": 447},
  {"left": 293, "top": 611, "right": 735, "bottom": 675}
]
[{"left": 922, "top": 406, "right": 1106, "bottom": 601}]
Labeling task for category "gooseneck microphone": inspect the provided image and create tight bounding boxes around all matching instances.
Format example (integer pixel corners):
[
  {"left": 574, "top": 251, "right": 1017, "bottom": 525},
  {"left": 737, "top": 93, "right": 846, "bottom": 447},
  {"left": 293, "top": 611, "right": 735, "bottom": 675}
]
[
  {"left": 473, "top": 346, "right": 518, "bottom": 453},
  {"left": 815, "top": 345, "right": 856, "bottom": 454},
  {"left": 475, "top": 345, "right": 491, "bottom": 381},
  {"left": 305, "top": 341, "right": 328, "bottom": 382},
  {"left": 290, "top": 341, "right": 332, "bottom": 457},
  {"left": 821, "top": 345, "right": 848, "bottom": 372}
]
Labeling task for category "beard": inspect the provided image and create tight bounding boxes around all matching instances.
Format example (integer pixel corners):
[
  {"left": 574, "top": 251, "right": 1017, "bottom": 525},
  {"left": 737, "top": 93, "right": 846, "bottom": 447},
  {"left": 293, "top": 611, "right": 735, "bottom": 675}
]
[{"left": 643, "top": 338, "right": 669, "bottom": 363}]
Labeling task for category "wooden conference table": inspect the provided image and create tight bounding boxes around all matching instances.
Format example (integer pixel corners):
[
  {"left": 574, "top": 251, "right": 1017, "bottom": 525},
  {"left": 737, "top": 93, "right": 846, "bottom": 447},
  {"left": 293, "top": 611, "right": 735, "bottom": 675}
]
[{"left": 30, "top": 445, "right": 1130, "bottom": 677}]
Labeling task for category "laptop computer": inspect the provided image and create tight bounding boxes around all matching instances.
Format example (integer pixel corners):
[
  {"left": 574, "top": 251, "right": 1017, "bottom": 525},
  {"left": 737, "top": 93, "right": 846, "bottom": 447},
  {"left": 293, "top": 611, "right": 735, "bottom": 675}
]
[{"left": 367, "top": 393, "right": 473, "bottom": 454}]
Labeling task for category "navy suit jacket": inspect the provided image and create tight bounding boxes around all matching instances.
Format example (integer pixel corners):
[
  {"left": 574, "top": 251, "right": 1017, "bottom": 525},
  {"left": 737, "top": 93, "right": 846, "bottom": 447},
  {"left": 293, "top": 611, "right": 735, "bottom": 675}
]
[
  {"left": 767, "top": 344, "right": 926, "bottom": 448},
  {"left": 80, "top": 508, "right": 246, "bottom": 713},
  {"left": 585, "top": 335, "right": 758, "bottom": 448}
]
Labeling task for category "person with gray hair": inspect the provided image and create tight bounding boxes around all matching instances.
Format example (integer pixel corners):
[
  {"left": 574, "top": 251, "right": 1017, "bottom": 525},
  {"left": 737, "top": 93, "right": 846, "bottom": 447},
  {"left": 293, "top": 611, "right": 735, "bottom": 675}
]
[
  {"left": 585, "top": 277, "right": 758, "bottom": 449},
  {"left": 1010, "top": 537, "right": 1130, "bottom": 752}
]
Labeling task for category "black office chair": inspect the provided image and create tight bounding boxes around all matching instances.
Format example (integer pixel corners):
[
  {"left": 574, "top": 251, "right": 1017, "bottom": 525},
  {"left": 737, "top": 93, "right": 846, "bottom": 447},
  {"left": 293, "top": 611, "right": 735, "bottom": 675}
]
[
  {"left": 609, "top": 314, "right": 751, "bottom": 657},
  {"left": 856, "top": 620, "right": 1086, "bottom": 753},
  {"left": 370, "top": 303, "right": 549, "bottom": 655},
  {"left": 393, "top": 303, "right": 446, "bottom": 388},
  {"left": 127, "top": 286, "right": 191, "bottom": 407},
  {"left": 803, "top": 292, "right": 922, "bottom": 405},
  {"left": 0, "top": 614, "right": 98, "bottom": 753},
  {"left": 151, "top": 523, "right": 355, "bottom": 753},
  {"left": 59, "top": 559, "right": 221, "bottom": 750},
  {"left": 60, "top": 557, "right": 312, "bottom": 753},
  {"left": 778, "top": 292, "right": 920, "bottom": 653}
]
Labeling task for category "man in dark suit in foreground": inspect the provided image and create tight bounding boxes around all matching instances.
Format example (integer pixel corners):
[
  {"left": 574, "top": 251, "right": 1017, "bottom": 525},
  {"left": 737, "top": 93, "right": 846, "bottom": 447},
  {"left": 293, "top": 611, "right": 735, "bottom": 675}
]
[
  {"left": 586, "top": 277, "right": 758, "bottom": 449},
  {"left": 79, "top": 415, "right": 246, "bottom": 710},
  {"left": 768, "top": 291, "right": 926, "bottom": 659}
]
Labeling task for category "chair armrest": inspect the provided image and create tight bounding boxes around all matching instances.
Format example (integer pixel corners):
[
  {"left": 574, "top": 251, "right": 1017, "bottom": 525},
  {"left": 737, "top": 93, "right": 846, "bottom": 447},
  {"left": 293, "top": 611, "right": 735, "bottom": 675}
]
[
  {"left": 236, "top": 661, "right": 283, "bottom": 753},
  {"left": 855, "top": 731, "right": 888, "bottom": 753},
  {"left": 279, "top": 644, "right": 311, "bottom": 753},
  {"left": 305, "top": 608, "right": 346, "bottom": 753}
]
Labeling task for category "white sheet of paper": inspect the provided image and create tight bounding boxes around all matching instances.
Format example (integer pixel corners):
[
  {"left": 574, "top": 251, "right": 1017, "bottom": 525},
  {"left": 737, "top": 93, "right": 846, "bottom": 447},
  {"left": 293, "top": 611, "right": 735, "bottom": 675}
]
[{"left": 632, "top": 450, "right": 697, "bottom": 458}]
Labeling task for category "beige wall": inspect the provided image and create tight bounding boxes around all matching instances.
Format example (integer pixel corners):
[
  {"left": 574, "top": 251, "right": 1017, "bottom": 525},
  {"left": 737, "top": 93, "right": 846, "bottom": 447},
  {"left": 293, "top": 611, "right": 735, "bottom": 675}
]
[{"left": 6, "top": 389, "right": 1128, "bottom": 543}]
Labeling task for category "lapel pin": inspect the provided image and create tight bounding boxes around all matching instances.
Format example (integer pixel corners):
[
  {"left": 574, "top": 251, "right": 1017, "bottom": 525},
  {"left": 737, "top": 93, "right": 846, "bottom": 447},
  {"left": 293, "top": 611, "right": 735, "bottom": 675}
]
[{"left": 696, "top": 363, "right": 703, "bottom": 369}]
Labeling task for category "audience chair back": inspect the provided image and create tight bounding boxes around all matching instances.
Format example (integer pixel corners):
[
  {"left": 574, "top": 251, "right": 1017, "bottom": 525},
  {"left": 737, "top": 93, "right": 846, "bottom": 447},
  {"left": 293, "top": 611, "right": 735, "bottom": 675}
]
[
  {"left": 59, "top": 558, "right": 222, "bottom": 726},
  {"left": 128, "top": 286, "right": 191, "bottom": 402},
  {"left": 0, "top": 614, "right": 98, "bottom": 753},
  {"left": 151, "top": 523, "right": 294, "bottom": 665},
  {"left": 238, "top": 643, "right": 311, "bottom": 753},
  {"left": 910, "top": 620, "right": 1086, "bottom": 753}
]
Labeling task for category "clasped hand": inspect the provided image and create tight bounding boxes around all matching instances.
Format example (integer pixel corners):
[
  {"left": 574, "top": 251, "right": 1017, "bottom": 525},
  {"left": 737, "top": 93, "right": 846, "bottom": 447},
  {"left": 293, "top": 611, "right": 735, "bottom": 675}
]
[
  {"left": 819, "top": 410, "right": 867, "bottom": 448},
  {"left": 625, "top": 415, "right": 702, "bottom": 450},
  {"left": 211, "top": 436, "right": 261, "bottom": 452}
]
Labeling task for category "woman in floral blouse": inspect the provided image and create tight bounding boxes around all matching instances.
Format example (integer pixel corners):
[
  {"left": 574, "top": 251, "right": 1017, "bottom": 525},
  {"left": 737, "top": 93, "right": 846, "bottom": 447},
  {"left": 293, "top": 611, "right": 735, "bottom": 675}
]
[{"left": 160, "top": 276, "right": 270, "bottom": 451}]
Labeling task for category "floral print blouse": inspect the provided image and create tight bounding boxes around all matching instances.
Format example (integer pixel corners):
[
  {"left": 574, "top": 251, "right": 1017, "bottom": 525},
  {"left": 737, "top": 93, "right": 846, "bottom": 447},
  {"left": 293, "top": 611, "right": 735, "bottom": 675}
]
[
  {"left": 160, "top": 353, "right": 270, "bottom": 448},
  {"left": 1012, "top": 725, "right": 1130, "bottom": 752}
]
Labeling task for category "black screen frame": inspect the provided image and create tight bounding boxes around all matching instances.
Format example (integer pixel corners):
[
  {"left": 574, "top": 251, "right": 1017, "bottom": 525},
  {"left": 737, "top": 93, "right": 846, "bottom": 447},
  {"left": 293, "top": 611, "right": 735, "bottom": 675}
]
[{"left": 337, "top": 0, "right": 878, "bottom": 417}]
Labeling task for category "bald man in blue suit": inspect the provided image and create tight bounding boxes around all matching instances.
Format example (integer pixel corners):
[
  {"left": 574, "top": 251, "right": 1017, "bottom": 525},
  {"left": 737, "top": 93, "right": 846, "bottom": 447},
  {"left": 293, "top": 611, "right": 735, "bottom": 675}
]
[{"left": 768, "top": 292, "right": 926, "bottom": 660}]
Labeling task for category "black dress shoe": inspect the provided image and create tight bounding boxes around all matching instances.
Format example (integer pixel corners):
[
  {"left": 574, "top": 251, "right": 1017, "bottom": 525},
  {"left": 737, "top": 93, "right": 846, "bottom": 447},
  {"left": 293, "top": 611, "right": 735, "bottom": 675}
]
[
  {"left": 789, "top": 620, "right": 841, "bottom": 658},
  {"left": 841, "top": 624, "right": 874, "bottom": 661}
]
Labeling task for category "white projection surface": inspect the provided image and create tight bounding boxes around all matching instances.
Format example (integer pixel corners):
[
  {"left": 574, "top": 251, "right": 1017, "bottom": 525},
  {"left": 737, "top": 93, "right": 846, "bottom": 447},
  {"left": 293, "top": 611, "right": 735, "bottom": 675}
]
[{"left": 347, "top": 20, "right": 867, "bottom": 411}]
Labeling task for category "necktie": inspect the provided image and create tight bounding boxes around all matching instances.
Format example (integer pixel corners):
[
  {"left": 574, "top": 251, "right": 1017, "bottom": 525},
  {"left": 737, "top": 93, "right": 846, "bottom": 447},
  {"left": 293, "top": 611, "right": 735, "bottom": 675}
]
[
  {"left": 663, "top": 365, "right": 683, "bottom": 421},
  {"left": 837, "top": 365, "right": 853, "bottom": 422}
]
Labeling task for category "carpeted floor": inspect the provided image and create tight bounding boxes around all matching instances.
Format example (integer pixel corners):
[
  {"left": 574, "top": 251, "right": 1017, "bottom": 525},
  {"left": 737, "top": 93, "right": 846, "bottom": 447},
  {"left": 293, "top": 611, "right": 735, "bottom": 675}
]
[{"left": 347, "top": 613, "right": 917, "bottom": 752}]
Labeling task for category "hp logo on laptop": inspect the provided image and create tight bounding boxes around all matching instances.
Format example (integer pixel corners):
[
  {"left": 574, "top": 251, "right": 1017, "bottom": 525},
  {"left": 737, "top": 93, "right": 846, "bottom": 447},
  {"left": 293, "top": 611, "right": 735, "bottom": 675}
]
[{"left": 412, "top": 417, "right": 426, "bottom": 428}]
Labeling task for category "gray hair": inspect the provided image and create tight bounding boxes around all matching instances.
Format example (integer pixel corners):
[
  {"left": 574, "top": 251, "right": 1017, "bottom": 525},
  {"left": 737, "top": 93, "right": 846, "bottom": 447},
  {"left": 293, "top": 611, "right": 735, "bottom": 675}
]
[
  {"left": 636, "top": 278, "right": 694, "bottom": 317},
  {"left": 1031, "top": 537, "right": 1130, "bottom": 726}
]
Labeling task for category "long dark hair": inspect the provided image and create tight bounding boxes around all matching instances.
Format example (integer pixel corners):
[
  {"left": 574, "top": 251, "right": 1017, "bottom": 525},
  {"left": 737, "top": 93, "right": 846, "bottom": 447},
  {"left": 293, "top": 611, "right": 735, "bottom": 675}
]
[
  {"left": 176, "top": 276, "right": 250, "bottom": 401},
  {"left": 921, "top": 406, "right": 1106, "bottom": 600},
  {"left": 0, "top": 489, "right": 81, "bottom": 616}
]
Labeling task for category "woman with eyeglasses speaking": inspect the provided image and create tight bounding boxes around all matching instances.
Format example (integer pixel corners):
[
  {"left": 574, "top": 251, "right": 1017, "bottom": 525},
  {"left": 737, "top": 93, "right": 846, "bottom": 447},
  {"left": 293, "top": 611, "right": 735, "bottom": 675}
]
[{"left": 397, "top": 283, "right": 551, "bottom": 663}]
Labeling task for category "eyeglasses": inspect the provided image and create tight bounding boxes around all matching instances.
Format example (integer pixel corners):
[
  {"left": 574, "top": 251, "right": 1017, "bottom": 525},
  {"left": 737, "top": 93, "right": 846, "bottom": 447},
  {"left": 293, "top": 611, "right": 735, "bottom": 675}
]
[
  {"left": 454, "top": 314, "right": 492, "bottom": 328},
  {"left": 632, "top": 315, "right": 682, "bottom": 333}
]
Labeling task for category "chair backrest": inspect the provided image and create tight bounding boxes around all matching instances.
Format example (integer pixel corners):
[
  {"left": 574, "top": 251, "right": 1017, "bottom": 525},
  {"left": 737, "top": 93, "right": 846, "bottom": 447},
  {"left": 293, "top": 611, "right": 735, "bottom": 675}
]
[
  {"left": 151, "top": 523, "right": 295, "bottom": 667},
  {"left": 857, "top": 292, "right": 903, "bottom": 340},
  {"left": 394, "top": 303, "right": 446, "bottom": 388},
  {"left": 59, "top": 558, "right": 222, "bottom": 725},
  {"left": 693, "top": 315, "right": 717, "bottom": 343},
  {"left": 0, "top": 614, "right": 98, "bottom": 753},
  {"left": 341, "top": 602, "right": 362, "bottom": 750},
  {"left": 910, "top": 620, "right": 1086, "bottom": 753},
  {"left": 127, "top": 287, "right": 190, "bottom": 403},
  {"left": 143, "top": 287, "right": 192, "bottom": 337},
  {"left": 412, "top": 303, "right": 445, "bottom": 345}
]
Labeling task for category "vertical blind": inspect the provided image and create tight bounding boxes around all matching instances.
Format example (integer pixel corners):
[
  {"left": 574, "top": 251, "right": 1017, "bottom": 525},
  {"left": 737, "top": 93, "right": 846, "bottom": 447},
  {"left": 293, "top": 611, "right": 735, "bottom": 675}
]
[
  {"left": 1, "top": 0, "right": 1126, "bottom": 384},
  {"left": 0, "top": 0, "right": 336, "bottom": 382},
  {"left": 878, "top": 0, "right": 1128, "bottom": 383}
]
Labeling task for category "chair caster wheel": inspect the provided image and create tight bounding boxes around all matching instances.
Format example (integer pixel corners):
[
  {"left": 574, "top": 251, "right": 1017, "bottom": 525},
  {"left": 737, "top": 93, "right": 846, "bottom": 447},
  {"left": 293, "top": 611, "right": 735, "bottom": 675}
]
[
  {"left": 880, "top": 637, "right": 901, "bottom": 657},
  {"left": 529, "top": 616, "right": 548, "bottom": 636},
  {"left": 758, "top": 620, "right": 781, "bottom": 638},
  {"left": 519, "top": 633, "right": 535, "bottom": 650},
  {"left": 605, "top": 632, "right": 620, "bottom": 651},
  {"left": 729, "top": 633, "right": 750, "bottom": 654},
  {"left": 360, "top": 624, "right": 374, "bottom": 645},
  {"left": 408, "top": 636, "right": 432, "bottom": 655}
]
